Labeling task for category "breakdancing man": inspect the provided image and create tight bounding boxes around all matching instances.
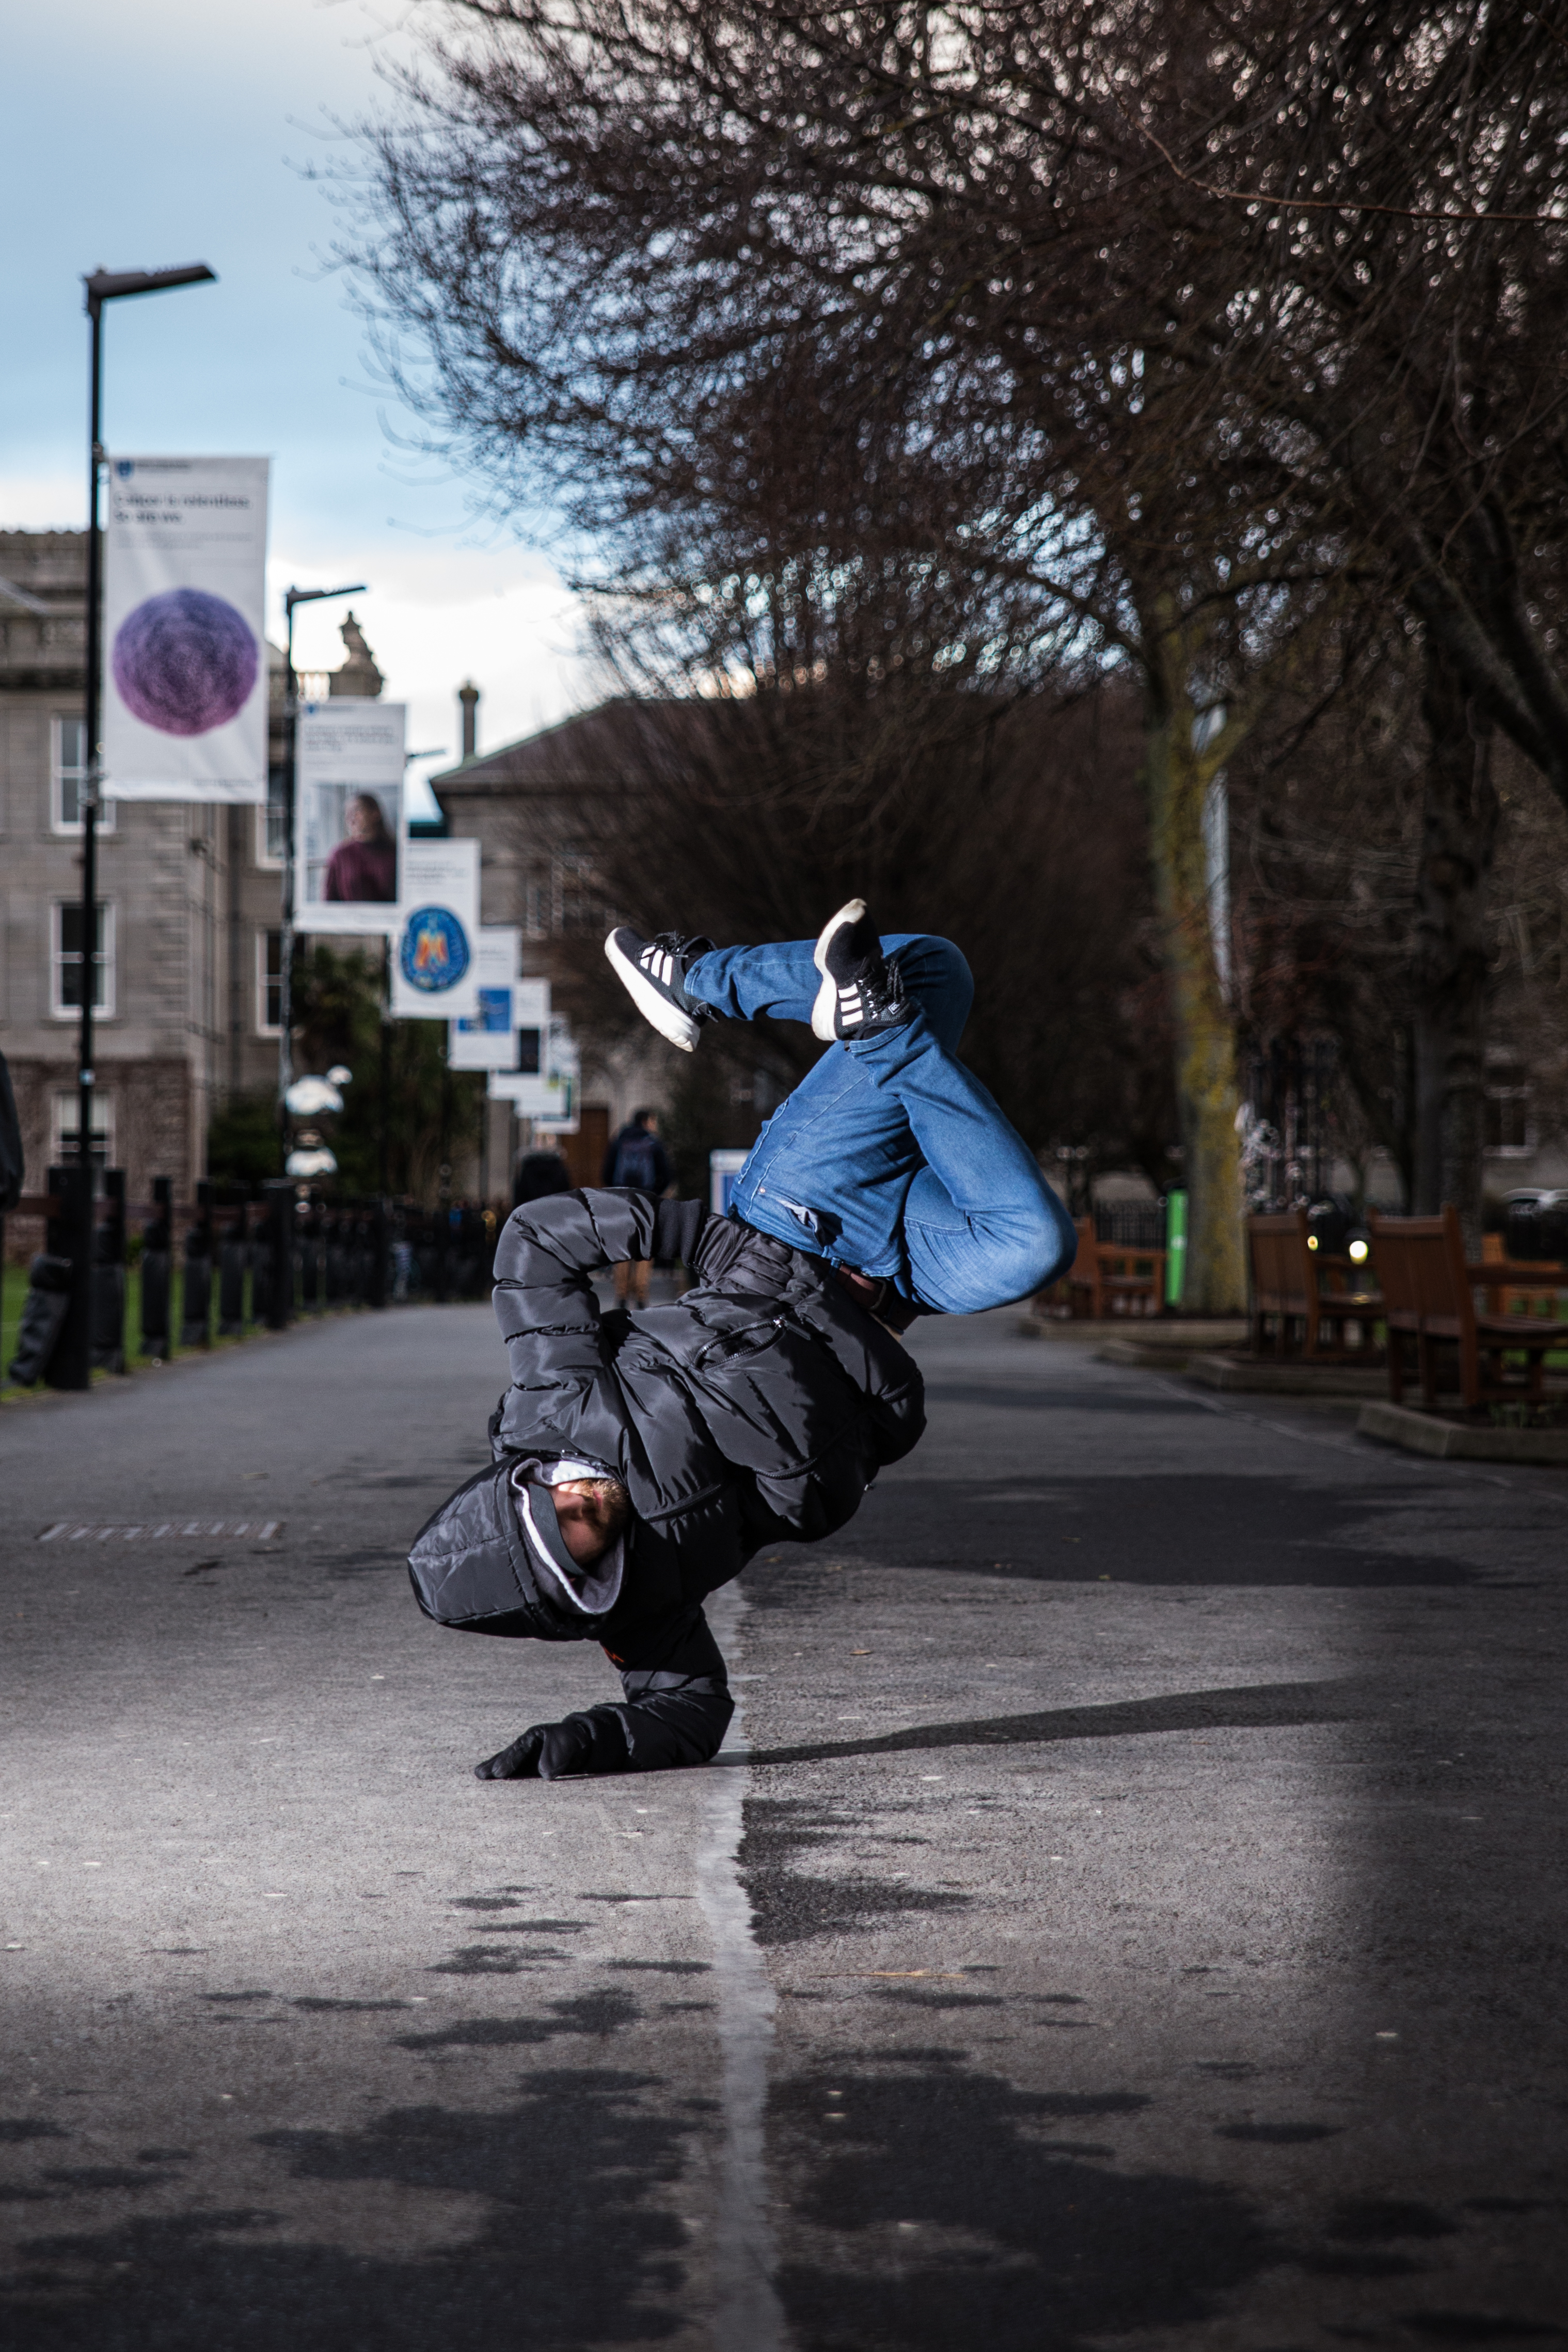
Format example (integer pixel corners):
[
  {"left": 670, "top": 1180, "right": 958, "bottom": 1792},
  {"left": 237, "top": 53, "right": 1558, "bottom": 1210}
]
[{"left": 407, "top": 901, "right": 1074, "bottom": 1779}]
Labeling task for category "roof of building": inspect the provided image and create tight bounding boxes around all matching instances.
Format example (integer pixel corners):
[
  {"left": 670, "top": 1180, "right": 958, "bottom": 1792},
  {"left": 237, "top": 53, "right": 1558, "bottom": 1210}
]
[{"left": 430, "top": 698, "right": 650, "bottom": 803}]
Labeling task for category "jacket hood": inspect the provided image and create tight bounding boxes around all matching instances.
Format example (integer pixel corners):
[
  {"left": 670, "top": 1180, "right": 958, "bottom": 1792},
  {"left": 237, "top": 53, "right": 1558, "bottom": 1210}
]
[{"left": 406, "top": 1461, "right": 615, "bottom": 1640}]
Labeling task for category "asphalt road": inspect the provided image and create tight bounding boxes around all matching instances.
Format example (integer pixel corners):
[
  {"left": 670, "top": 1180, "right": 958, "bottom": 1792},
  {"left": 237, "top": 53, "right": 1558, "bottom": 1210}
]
[{"left": 2, "top": 1299, "right": 1565, "bottom": 2350}]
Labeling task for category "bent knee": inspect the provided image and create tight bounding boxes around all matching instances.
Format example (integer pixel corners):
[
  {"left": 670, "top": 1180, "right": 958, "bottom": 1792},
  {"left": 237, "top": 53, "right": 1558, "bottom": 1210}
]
[
  {"left": 995, "top": 1211, "right": 1074, "bottom": 1305},
  {"left": 888, "top": 934, "right": 974, "bottom": 1040},
  {"left": 939, "top": 1196, "right": 1074, "bottom": 1315}
]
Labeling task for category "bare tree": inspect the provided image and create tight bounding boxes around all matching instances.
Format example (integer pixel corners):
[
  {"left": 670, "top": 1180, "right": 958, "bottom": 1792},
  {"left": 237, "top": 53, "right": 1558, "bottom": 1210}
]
[
  {"left": 540, "top": 668, "right": 1176, "bottom": 1190},
  {"left": 347, "top": 0, "right": 1344, "bottom": 1305},
  {"left": 1110, "top": 0, "right": 1568, "bottom": 1234}
]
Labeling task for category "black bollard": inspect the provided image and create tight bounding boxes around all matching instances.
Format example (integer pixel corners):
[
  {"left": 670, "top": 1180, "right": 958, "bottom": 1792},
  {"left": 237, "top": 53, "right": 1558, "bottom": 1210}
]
[
  {"left": 299, "top": 1203, "right": 321, "bottom": 1312},
  {"left": 140, "top": 1177, "right": 172, "bottom": 1359},
  {"left": 43, "top": 1161, "right": 94, "bottom": 1391},
  {"left": 181, "top": 1182, "right": 214, "bottom": 1349},
  {"left": 367, "top": 1198, "right": 388, "bottom": 1310},
  {"left": 93, "top": 1169, "right": 128, "bottom": 1374},
  {"left": 260, "top": 1180, "right": 294, "bottom": 1331},
  {"left": 218, "top": 1198, "right": 248, "bottom": 1336}
]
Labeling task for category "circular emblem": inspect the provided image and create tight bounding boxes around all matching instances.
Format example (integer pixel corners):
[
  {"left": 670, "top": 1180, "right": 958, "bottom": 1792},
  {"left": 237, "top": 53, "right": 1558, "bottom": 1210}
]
[
  {"left": 112, "top": 588, "right": 259, "bottom": 737},
  {"left": 399, "top": 906, "right": 471, "bottom": 993}
]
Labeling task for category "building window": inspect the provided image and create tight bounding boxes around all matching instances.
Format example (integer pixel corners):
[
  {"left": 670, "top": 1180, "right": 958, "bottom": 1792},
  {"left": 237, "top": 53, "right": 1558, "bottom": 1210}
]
[
  {"left": 51, "top": 716, "right": 113, "bottom": 833},
  {"left": 257, "top": 928, "right": 283, "bottom": 1034},
  {"left": 52, "top": 1086, "right": 114, "bottom": 1166},
  {"left": 255, "top": 764, "right": 288, "bottom": 868},
  {"left": 51, "top": 901, "right": 115, "bottom": 1018},
  {"left": 1484, "top": 1059, "right": 1533, "bottom": 1155},
  {"left": 551, "top": 851, "right": 605, "bottom": 936}
]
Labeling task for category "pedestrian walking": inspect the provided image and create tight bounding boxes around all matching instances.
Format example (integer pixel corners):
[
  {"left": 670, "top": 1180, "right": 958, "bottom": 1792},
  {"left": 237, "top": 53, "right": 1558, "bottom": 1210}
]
[
  {"left": 600, "top": 1109, "right": 672, "bottom": 1306},
  {"left": 408, "top": 899, "right": 1073, "bottom": 1780}
]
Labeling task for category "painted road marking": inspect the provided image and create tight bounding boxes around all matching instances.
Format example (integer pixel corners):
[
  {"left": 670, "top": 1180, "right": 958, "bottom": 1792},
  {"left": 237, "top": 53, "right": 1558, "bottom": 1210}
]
[{"left": 38, "top": 1521, "right": 281, "bottom": 1543}]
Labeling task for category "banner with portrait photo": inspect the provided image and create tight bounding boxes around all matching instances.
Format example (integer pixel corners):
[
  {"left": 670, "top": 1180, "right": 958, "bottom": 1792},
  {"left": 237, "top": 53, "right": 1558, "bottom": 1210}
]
[
  {"left": 448, "top": 928, "right": 522, "bottom": 1070},
  {"left": 295, "top": 701, "right": 406, "bottom": 934},
  {"left": 102, "top": 455, "right": 270, "bottom": 802},
  {"left": 389, "top": 838, "right": 481, "bottom": 1022},
  {"left": 489, "top": 1007, "right": 578, "bottom": 1129}
]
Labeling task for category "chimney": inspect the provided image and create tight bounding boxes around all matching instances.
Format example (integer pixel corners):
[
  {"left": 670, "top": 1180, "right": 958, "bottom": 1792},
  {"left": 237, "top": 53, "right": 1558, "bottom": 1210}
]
[{"left": 458, "top": 680, "right": 479, "bottom": 762}]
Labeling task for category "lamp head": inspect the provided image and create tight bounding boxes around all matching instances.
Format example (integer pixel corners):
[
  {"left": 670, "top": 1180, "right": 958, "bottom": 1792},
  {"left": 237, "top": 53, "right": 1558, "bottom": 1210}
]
[{"left": 85, "top": 264, "right": 216, "bottom": 313}]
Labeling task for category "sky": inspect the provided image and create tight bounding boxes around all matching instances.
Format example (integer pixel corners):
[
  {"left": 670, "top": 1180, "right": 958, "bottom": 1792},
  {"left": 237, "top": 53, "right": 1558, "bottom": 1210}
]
[{"left": 1, "top": 0, "right": 597, "bottom": 816}]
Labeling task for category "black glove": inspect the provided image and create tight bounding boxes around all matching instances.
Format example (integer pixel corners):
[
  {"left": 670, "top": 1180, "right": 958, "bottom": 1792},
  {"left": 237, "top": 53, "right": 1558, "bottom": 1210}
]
[{"left": 474, "top": 1706, "right": 629, "bottom": 1781}]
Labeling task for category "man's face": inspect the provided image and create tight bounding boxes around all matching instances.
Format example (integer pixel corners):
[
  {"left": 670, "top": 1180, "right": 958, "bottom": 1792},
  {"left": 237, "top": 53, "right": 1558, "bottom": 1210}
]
[{"left": 550, "top": 1480, "right": 631, "bottom": 1567}]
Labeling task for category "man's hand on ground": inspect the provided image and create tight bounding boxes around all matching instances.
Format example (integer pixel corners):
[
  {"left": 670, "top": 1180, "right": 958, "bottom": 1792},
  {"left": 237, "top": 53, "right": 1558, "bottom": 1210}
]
[
  {"left": 475, "top": 1724, "right": 549, "bottom": 1779},
  {"left": 474, "top": 1709, "right": 628, "bottom": 1781}
]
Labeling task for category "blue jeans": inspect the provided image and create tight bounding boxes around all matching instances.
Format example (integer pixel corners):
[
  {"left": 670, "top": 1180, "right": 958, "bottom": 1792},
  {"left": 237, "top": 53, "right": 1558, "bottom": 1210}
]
[{"left": 686, "top": 933, "right": 1074, "bottom": 1314}]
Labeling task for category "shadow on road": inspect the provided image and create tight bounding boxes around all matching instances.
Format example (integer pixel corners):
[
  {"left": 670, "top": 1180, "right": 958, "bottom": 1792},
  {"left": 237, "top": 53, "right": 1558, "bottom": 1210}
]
[
  {"left": 843, "top": 1473, "right": 1486, "bottom": 1584},
  {"left": 1, "top": 2067, "right": 695, "bottom": 2351},
  {"left": 740, "top": 1676, "right": 1359, "bottom": 1770},
  {"left": 769, "top": 2050, "right": 1286, "bottom": 2350}
]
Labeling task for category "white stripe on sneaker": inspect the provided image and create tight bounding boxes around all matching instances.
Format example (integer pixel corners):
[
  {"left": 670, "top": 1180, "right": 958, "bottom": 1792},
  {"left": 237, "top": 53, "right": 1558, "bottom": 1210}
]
[{"left": 606, "top": 931, "right": 701, "bottom": 1052}]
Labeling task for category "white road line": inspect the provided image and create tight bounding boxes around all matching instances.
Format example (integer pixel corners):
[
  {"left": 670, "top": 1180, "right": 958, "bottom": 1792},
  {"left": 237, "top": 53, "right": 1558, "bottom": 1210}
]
[
  {"left": 698, "top": 1586, "right": 788, "bottom": 2352},
  {"left": 35, "top": 1518, "right": 284, "bottom": 1543}
]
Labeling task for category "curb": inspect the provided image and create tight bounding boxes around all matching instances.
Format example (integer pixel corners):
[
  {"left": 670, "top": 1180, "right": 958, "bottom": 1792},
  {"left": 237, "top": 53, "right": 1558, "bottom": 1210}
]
[
  {"left": 1357, "top": 1399, "right": 1568, "bottom": 1464},
  {"left": 1019, "top": 1317, "right": 1248, "bottom": 1349},
  {"left": 1096, "top": 1339, "right": 1197, "bottom": 1370},
  {"left": 1189, "top": 1354, "right": 1386, "bottom": 1398}
]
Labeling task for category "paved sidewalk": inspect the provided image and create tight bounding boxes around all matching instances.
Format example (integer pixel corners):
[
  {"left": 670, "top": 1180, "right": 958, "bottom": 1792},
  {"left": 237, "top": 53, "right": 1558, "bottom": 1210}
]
[{"left": 1, "top": 1302, "right": 1564, "bottom": 2348}]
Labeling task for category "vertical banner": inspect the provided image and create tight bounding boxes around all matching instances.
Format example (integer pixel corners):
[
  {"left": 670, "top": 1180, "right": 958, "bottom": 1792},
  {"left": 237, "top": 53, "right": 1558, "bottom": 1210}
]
[
  {"left": 486, "top": 981, "right": 552, "bottom": 1100},
  {"left": 389, "top": 838, "right": 481, "bottom": 1022},
  {"left": 102, "top": 455, "right": 270, "bottom": 802},
  {"left": 489, "top": 1005, "right": 578, "bottom": 1128},
  {"left": 534, "top": 1018, "right": 581, "bottom": 1132},
  {"left": 295, "top": 701, "right": 407, "bottom": 933},
  {"left": 448, "top": 928, "right": 522, "bottom": 1070}
]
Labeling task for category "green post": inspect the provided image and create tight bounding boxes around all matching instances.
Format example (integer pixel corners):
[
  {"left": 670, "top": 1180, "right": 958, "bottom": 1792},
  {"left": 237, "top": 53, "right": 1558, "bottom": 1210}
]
[{"left": 1165, "top": 1191, "right": 1188, "bottom": 1308}]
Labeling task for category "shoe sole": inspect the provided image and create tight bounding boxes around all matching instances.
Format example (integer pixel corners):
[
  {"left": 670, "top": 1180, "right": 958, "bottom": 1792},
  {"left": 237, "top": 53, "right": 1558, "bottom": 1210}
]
[
  {"left": 811, "top": 898, "right": 868, "bottom": 1040},
  {"left": 604, "top": 930, "right": 701, "bottom": 1052}
]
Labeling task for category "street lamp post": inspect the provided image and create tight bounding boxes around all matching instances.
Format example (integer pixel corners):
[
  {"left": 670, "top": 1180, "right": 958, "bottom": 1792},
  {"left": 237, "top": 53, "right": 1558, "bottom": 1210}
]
[
  {"left": 277, "top": 583, "right": 365, "bottom": 1162},
  {"left": 48, "top": 263, "right": 215, "bottom": 1396},
  {"left": 78, "top": 264, "right": 215, "bottom": 1171}
]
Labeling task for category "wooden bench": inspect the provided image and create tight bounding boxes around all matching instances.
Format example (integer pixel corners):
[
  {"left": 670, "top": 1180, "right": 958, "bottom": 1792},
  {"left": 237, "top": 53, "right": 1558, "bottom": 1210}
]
[
  {"left": 1478, "top": 1232, "right": 1567, "bottom": 1320},
  {"left": 1368, "top": 1207, "right": 1568, "bottom": 1411},
  {"left": 1065, "top": 1217, "right": 1166, "bottom": 1318},
  {"left": 1247, "top": 1209, "right": 1382, "bottom": 1362}
]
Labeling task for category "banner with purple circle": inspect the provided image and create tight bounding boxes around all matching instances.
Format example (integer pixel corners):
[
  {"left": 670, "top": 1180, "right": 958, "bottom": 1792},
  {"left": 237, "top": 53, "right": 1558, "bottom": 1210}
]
[{"left": 102, "top": 455, "right": 269, "bottom": 802}]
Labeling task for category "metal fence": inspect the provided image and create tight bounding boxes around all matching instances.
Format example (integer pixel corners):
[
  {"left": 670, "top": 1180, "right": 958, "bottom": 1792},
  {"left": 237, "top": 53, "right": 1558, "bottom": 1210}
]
[{"left": 1, "top": 1173, "right": 498, "bottom": 1397}]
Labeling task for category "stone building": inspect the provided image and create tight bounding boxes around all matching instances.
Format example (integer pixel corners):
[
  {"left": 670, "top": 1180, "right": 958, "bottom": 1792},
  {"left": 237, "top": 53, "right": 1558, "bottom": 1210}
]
[
  {"left": 430, "top": 697, "right": 669, "bottom": 1189},
  {"left": 0, "top": 527, "right": 383, "bottom": 1206}
]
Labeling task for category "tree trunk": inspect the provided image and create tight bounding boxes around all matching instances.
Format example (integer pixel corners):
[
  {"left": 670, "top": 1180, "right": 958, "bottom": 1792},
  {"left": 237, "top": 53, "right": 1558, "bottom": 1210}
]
[
  {"left": 1409, "top": 651, "right": 1498, "bottom": 1247},
  {"left": 1142, "top": 619, "right": 1248, "bottom": 1315}
]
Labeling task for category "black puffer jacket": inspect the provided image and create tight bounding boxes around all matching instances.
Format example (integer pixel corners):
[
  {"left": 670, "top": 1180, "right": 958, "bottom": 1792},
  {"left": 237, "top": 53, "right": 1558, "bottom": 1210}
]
[{"left": 408, "top": 1188, "right": 924, "bottom": 1650}]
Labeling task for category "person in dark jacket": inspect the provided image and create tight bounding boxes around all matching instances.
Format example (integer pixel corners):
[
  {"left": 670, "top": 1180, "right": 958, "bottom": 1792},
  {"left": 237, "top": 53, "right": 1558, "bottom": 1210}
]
[
  {"left": 600, "top": 1109, "right": 672, "bottom": 1306},
  {"left": 408, "top": 898, "right": 1071, "bottom": 1783},
  {"left": 512, "top": 1147, "right": 572, "bottom": 1209}
]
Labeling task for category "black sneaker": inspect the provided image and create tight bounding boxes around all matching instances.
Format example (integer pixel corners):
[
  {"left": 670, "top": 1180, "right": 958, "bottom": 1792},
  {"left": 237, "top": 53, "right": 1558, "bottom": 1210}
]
[
  {"left": 811, "top": 899, "right": 915, "bottom": 1041},
  {"left": 604, "top": 927, "right": 716, "bottom": 1052}
]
